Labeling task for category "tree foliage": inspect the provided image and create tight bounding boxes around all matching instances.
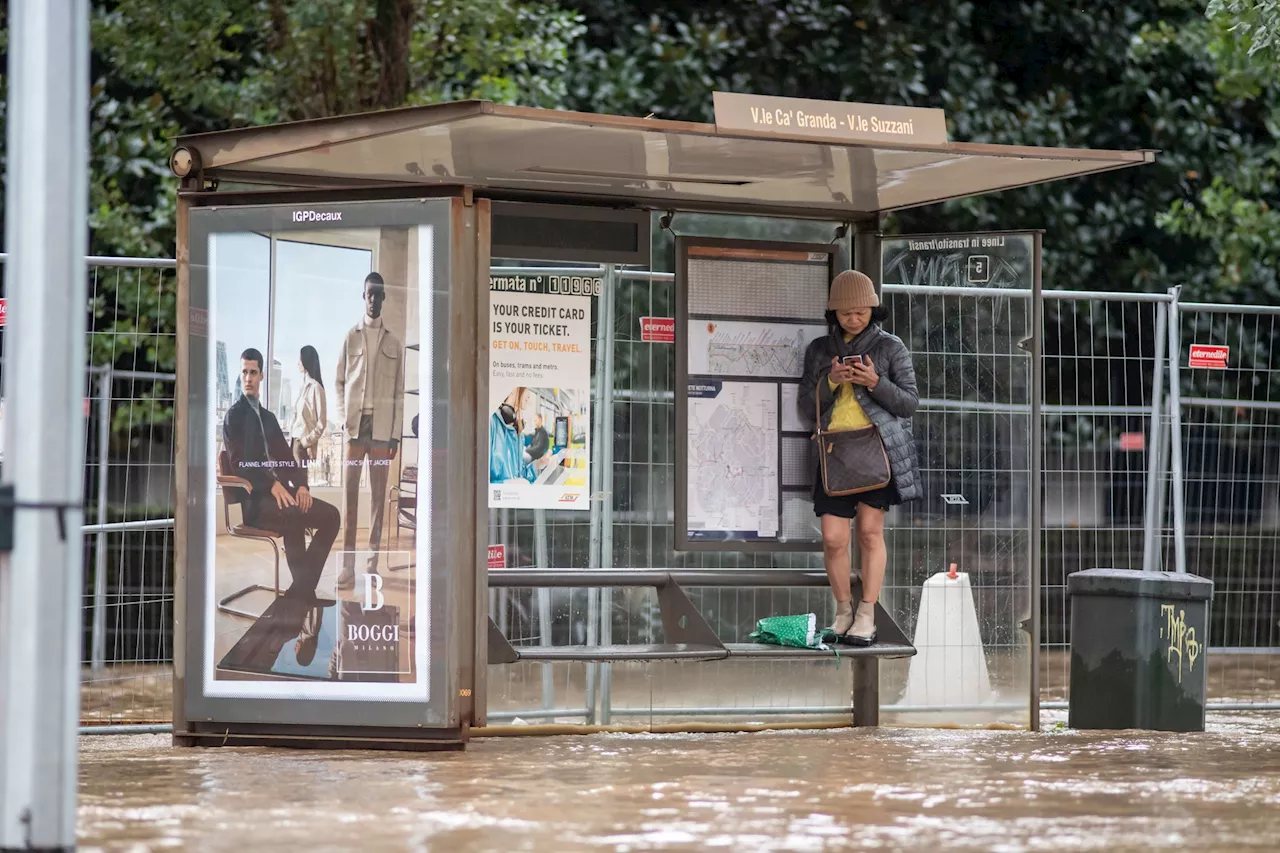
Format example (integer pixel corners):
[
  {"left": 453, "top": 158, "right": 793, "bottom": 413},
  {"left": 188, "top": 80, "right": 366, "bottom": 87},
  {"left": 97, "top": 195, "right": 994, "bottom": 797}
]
[
  {"left": 3, "top": 0, "right": 1280, "bottom": 435},
  {"left": 1207, "top": 0, "right": 1280, "bottom": 59}
]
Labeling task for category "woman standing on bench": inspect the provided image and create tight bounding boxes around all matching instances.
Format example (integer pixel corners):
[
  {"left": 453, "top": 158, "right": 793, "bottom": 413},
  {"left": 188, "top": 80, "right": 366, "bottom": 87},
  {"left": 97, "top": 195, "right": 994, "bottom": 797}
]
[{"left": 799, "top": 270, "right": 920, "bottom": 646}]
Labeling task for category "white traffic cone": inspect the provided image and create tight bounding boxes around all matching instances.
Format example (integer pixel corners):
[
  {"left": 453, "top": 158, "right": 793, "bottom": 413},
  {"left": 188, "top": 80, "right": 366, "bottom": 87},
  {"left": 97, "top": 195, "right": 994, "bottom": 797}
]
[{"left": 901, "top": 562, "right": 992, "bottom": 707}]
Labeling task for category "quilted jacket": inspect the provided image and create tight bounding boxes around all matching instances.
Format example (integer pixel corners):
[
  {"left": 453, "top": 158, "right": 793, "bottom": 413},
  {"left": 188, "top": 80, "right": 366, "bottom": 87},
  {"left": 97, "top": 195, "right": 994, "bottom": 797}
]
[{"left": 797, "top": 325, "right": 922, "bottom": 502}]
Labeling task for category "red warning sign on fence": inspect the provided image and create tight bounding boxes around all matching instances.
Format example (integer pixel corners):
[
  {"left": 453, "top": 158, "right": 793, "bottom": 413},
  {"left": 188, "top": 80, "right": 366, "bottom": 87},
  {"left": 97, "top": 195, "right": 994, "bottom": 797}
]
[
  {"left": 1119, "top": 432, "right": 1145, "bottom": 451},
  {"left": 1189, "top": 344, "right": 1229, "bottom": 369},
  {"left": 640, "top": 316, "right": 675, "bottom": 343},
  {"left": 487, "top": 544, "right": 506, "bottom": 570}
]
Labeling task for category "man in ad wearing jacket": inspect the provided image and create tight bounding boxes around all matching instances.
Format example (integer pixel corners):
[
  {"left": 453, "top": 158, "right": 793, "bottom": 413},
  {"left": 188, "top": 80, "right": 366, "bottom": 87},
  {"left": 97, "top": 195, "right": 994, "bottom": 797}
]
[
  {"left": 334, "top": 271, "right": 405, "bottom": 588},
  {"left": 223, "top": 348, "right": 341, "bottom": 596}
]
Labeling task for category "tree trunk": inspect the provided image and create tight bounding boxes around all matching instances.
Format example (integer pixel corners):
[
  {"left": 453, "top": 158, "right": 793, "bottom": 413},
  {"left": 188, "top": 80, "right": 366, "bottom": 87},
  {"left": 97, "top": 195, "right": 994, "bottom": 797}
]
[{"left": 371, "top": 0, "right": 414, "bottom": 109}]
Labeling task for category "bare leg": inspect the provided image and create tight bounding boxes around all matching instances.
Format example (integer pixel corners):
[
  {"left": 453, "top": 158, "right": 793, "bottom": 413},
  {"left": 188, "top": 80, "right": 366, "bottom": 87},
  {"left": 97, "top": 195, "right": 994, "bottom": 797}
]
[
  {"left": 820, "top": 514, "right": 853, "bottom": 601},
  {"left": 849, "top": 506, "right": 887, "bottom": 644},
  {"left": 821, "top": 514, "right": 855, "bottom": 634},
  {"left": 855, "top": 506, "right": 887, "bottom": 603}
]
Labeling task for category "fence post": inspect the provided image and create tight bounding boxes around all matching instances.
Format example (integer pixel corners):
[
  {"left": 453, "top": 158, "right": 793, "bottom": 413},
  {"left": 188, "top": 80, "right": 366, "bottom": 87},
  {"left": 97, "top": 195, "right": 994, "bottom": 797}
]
[
  {"left": 90, "top": 368, "right": 111, "bottom": 672},
  {"left": 598, "top": 264, "right": 618, "bottom": 725},
  {"left": 1141, "top": 301, "right": 1168, "bottom": 573},
  {"left": 584, "top": 265, "right": 614, "bottom": 724},
  {"left": 534, "top": 510, "right": 552, "bottom": 712},
  {"left": 1166, "top": 286, "right": 1188, "bottom": 574}
]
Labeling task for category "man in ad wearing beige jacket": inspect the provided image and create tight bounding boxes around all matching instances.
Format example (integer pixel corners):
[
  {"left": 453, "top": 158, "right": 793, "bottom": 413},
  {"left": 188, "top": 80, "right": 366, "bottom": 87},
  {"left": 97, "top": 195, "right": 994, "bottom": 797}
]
[{"left": 334, "top": 271, "right": 405, "bottom": 587}]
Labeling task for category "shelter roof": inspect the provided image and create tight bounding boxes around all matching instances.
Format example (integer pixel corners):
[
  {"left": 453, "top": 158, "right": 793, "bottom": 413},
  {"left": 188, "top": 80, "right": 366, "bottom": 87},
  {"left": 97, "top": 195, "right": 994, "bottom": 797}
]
[{"left": 175, "top": 100, "right": 1154, "bottom": 216}]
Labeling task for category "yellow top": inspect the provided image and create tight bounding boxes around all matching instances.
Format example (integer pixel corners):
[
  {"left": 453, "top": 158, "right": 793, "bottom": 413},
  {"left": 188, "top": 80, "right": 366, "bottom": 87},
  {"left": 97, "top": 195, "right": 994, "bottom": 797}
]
[{"left": 825, "top": 334, "right": 872, "bottom": 430}]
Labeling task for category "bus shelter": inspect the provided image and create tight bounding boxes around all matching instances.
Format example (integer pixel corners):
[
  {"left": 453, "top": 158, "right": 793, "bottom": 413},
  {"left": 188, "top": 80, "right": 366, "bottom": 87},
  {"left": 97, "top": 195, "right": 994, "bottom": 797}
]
[{"left": 168, "top": 94, "right": 1153, "bottom": 749}]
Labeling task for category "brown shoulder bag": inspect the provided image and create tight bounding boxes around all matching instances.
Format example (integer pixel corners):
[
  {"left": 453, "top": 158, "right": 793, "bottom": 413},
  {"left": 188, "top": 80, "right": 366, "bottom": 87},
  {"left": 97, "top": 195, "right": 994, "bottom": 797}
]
[{"left": 814, "top": 377, "right": 892, "bottom": 496}]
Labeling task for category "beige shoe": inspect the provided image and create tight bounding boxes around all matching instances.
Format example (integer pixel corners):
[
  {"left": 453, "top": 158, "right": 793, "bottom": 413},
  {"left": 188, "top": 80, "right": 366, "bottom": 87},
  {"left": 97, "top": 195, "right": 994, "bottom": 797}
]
[
  {"left": 829, "top": 599, "right": 854, "bottom": 636},
  {"left": 848, "top": 600, "right": 877, "bottom": 646}
]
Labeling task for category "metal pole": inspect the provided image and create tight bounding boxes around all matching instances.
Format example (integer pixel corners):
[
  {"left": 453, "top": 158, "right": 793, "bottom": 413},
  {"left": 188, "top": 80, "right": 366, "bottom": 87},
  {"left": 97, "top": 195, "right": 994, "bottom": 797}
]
[
  {"left": 90, "top": 369, "right": 111, "bottom": 672},
  {"left": 584, "top": 270, "right": 613, "bottom": 725},
  {"left": 1142, "top": 302, "right": 1168, "bottom": 574},
  {"left": 0, "top": 1, "right": 90, "bottom": 849},
  {"left": 1028, "top": 233, "right": 1044, "bottom": 732},
  {"left": 598, "top": 265, "right": 618, "bottom": 725},
  {"left": 1153, "top": 396, "right": 1173, "bottom": 569},
  {"left": 533, "top": 509, "right": 553, "bottom": 711},
  {"left": 1166, "top": 287, "right": 1188, "bottom": 574}
]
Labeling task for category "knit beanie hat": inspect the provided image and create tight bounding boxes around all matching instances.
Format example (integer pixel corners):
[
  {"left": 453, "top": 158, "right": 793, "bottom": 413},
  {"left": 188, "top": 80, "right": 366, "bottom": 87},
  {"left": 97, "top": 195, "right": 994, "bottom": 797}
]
[{"left": 827, "top": 270, "right": 879, "bottom": 310}]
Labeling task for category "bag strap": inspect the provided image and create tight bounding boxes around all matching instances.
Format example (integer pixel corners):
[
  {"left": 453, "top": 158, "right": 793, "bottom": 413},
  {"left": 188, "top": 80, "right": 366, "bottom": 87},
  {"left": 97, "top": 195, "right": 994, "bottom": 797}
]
[{"left": 813, "top": 374, "right": 825, "bottom": 440}]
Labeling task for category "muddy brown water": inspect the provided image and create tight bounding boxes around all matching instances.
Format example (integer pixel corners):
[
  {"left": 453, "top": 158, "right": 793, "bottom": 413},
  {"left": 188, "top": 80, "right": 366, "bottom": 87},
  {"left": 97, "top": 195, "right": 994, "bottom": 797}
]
[{"left": 79, "top": 711, "right": 1280, "bottom": 852}]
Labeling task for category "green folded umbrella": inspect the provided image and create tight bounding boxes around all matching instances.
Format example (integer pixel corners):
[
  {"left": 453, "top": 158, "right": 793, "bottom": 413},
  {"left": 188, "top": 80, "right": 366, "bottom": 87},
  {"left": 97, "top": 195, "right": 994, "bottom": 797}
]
[{"left": 749, "top": 613, "right": 834, "bottom": 650}]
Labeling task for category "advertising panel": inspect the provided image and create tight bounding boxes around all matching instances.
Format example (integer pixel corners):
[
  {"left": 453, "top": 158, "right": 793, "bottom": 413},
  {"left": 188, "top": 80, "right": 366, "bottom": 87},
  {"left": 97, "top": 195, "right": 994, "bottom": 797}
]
[
  {"left": 487, "top": 273, "right": 593, "bottom": 510},
  {"left": 194, "top": 202, "right": 439, "bottom": 709}
]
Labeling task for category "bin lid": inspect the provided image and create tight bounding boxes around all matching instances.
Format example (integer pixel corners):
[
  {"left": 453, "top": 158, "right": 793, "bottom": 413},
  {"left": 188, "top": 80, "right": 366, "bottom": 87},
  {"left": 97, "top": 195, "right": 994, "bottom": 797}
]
[{"left": 1067, "top": 568, "right": 1213, "bottom": 601}]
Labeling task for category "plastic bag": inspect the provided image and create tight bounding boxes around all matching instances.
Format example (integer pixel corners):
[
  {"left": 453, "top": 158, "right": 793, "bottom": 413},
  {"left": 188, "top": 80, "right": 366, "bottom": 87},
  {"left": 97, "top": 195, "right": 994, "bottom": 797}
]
[{"left": 749, "top": 613, "right": 834, "bottom": 650}]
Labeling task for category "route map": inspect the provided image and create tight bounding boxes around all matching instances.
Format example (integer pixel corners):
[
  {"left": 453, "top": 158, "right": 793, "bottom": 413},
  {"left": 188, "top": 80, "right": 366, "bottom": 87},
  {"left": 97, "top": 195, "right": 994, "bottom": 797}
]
[
  {"left": 686, "top": 381, "right": 779, "bottom": 537},
  {"left": 688, "top": 321, "right": 826, "bottom": 379}
]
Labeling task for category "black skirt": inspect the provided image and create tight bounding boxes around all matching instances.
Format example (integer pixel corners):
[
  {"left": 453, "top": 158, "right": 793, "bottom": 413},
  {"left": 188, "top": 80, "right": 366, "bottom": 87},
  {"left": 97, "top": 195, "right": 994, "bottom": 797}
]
[{"left": 811, "top": 467, "right": 900, "bottom": 518}]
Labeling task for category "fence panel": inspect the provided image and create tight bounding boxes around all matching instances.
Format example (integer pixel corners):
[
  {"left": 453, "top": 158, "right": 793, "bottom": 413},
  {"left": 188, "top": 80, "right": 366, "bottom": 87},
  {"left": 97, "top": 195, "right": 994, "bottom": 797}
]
[
  {"left": 1, "top": 256, "right": 178, "bottom": 724},
  {"left": 1038, "top": 291, "right": 1170, "bottom": 704},
  {"left": 1172, "top": 302, "right": 1280, "bottom": 708}
]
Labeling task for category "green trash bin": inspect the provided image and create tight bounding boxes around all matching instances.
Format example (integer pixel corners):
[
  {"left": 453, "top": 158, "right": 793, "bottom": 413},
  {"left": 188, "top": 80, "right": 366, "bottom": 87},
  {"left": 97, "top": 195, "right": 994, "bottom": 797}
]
[{"left": 1067, "top": 568, "right": 1213, "bottom": 732}]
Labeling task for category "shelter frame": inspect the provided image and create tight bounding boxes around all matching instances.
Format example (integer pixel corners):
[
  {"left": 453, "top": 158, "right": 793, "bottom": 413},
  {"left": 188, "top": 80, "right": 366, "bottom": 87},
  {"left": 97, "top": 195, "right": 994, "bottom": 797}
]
[{"left": 167, "top": 97, "right": 1151, "bottom": 746}]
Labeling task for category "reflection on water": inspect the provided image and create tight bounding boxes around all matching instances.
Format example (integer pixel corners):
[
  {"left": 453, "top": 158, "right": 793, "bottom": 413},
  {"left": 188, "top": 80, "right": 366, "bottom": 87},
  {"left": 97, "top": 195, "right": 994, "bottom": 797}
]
[{"left": 80, "top": 711, "right": 1280, "bottom": 852}]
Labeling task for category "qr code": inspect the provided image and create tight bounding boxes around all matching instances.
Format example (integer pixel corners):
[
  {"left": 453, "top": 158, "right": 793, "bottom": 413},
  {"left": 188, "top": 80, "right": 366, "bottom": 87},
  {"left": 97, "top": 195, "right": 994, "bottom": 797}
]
[{"left": 491, "top": 489, "right": 501, "bottom": 502}]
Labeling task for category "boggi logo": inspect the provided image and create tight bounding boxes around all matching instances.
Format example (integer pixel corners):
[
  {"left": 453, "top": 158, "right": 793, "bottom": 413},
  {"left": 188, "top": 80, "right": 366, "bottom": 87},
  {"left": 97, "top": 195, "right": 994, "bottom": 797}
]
[{"left": 292, "top": 210, "right": 343, "bottom": 223}]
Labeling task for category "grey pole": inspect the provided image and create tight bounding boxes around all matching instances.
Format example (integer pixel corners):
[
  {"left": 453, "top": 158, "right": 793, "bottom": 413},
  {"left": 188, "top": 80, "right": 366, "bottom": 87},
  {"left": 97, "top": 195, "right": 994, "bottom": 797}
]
[
  {"left": 597, "top": 265, "right": 618, "bottom": 725},
  {"left": 1165, "top": 287, "right": 1188, "bottom": 574},
  {"left": 533, "top": 510, "right": 553, "bottom": 711},
  {"left": 91, "top": 369, "right": 111, "bottom": 672},
  {"left": 0, "top": 0, "right": 91, "bottom": 850},
  {"left": 583, "top": 267, "right": 613, "bottom": 724},
  {"left": 1141, "top": 302, "right": 1168, "bottom": 574}
]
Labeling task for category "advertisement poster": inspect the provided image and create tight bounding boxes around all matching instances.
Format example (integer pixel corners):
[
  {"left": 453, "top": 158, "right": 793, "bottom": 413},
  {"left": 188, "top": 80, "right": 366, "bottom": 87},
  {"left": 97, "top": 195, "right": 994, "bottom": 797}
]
[
  {"left": 205, "top": 220, "right": 430, "bottom": 700},
  {"left": 488, "top": 273, "right": 592, "bottom": 510}
]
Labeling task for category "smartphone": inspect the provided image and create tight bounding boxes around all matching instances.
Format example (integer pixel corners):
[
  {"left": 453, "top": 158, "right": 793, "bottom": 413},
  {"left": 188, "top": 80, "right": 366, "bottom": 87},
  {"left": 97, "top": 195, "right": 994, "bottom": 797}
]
[{"left": 841, "top": 355, "right": 865, "bottom": 366}]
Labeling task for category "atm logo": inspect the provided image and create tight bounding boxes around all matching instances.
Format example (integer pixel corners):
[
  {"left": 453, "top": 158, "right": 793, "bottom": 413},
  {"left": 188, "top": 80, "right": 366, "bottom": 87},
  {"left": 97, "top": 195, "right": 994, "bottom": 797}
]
[
  {"left": 292, "top": 210, "right": 343, "bottom": 223},
  {"left": 558, "top": 493, "right": 580, "bottom": 503}
]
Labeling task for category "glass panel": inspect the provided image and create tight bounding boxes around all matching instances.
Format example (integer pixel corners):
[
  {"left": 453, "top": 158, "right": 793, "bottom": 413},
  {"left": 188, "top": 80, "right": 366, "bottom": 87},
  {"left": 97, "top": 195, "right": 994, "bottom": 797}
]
[{"left": 878, "top": 233, "right": 1036, "bottom": 729}]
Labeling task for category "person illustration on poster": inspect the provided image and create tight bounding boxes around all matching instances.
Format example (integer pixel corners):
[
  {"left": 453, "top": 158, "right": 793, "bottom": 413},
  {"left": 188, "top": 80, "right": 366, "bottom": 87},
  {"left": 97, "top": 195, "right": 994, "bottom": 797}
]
[
  {"left": 222, "top": 348, "right": 341, "bottom": 596},
  {"left": 334, "top": 272, "right": 405, "bottom": 588},
  {"left": 290, "top": 345, "right": 328, "bottom": 468},
  {"left": 490, "top": 387, "right": 534, "bottom": 484},
  {"left": 526, "top": 413, "right": 552, "bottom": 473}
]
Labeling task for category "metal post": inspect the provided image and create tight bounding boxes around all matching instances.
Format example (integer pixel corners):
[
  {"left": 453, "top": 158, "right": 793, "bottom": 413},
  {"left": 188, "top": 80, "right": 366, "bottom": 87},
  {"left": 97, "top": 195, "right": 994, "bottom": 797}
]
[
  {"left": 1166, "top": 287, "right": 1188, "bottom": 574},
  {"left": 90, "top": 369, "right": 111, "bottom": 672},
  {"left": 533, "top": 509, "right": 553, "bottom": 711},
  {"left": 597, "top": 265, "right": 618, "bottom": 725},
  {"left": 1028, "top": 233, "right": 1044, "bottom": 732},
  {"left": 1141, "top": 302, "right": 1168, "bottom": 574},
  {"left": 584, "top": 266, "right": 613, "bottom": 724},
  {"left": 850, "top": 219, "right": 881, "bottom": 726},
  {"left": 0, "top": 1, "right": 90, "bottom": 849},
  {"left": 852, "top": 658, "right": 879, "bottom": 727}
]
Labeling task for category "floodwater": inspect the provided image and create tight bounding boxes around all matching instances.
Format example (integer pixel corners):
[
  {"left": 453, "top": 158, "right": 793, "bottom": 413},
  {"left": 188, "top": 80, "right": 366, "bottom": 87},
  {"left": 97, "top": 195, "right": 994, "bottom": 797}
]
[{"left": 80, "top": 711, "right": 1280, "bottom": 852}]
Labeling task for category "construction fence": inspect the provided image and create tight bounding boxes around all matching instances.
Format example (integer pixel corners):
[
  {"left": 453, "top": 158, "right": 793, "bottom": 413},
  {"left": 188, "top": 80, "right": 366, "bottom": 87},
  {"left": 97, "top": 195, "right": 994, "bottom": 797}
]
[{"left": 1, "top": 254, "right": 1275, "bottom": 727}]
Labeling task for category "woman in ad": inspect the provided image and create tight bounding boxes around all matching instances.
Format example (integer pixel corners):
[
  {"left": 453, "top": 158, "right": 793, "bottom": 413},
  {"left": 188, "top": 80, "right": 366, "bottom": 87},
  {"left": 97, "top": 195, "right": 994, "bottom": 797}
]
[
  {"left": 799, "top": 270, "right": 920, "bottom": 646},
  {"left": 290, "top": 345, "right": 328, "bottom": 468}
]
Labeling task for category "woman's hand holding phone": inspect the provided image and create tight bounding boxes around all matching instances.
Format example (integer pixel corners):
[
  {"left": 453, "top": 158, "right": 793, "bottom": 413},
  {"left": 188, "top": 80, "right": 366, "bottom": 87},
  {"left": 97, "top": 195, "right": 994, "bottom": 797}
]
[
  {"left": 830, "top": 355, "right": 856, "bottom": 384},
  {"left": 848, "top": 354, "right": 879, "bottom": 389}
]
